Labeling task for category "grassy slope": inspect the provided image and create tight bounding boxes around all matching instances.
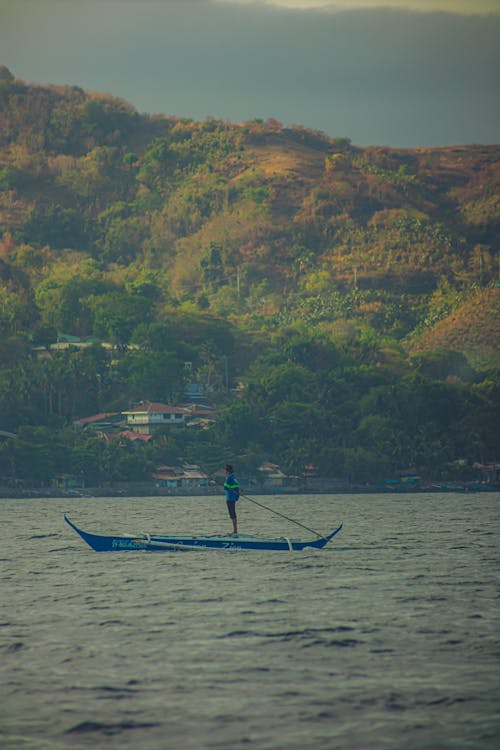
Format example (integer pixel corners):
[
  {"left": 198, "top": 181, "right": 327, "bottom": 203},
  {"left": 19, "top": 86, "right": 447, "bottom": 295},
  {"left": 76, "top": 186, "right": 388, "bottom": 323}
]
[
  {"left": 0, "top": 75, "right": 499, "bottom": 367},
  {"left": 408, "top": 287, "right": 500, "bottom": 369}
]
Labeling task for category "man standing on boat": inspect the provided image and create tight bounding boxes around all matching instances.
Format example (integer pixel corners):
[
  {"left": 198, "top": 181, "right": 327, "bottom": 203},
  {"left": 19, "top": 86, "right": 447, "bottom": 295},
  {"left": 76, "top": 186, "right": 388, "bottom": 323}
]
[{"left": 224, "top": 464, "right": 240, "bottom": 535}]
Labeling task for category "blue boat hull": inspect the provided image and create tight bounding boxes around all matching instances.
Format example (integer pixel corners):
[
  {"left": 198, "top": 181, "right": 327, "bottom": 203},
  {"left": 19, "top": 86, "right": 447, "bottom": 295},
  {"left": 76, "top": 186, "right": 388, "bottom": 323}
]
[{"left": 64, "top": 515, "right": 343, "bottom": 552}]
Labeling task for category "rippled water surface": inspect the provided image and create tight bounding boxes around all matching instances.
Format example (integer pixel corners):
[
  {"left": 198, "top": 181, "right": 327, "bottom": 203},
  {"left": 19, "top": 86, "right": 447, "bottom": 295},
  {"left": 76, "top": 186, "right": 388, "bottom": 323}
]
[{"left": 1, "top": 493, "right": 499, "bottom": 749}]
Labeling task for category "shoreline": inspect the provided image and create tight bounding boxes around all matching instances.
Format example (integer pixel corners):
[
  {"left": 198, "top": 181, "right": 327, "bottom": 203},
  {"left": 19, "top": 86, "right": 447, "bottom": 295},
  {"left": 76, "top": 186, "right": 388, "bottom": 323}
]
[{"left": 1, "top": 484, "right": 498, "bottom": 499}]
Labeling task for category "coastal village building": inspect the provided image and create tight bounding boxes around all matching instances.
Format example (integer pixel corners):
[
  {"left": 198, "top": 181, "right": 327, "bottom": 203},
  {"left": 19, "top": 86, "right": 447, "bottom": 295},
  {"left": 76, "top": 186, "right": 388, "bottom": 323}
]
[
  {"left": 106, "top": 430, "right": 152, "bottom": 443},
  {"left": 473, "top": 462, "right": 500, "bottom": 485},
  {"left": 73, "top": 402, "right": 217, "bottom": 439},
  {"left": 152, "top": 465, "right": 210, "bottom": 489},
  {"left": 122, "top": 402, "right": 188, "bottom": 434},
  {"left": 258, "top": 462, "right": 288, "bottom": 488},
  {"left": 73, "top": 412, "right": 122, "bottom": 431}
]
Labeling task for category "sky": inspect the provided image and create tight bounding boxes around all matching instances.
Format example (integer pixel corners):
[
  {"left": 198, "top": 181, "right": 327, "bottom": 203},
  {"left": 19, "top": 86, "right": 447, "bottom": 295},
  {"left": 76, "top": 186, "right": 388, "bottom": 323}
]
[{"left": 1, "top": 0, "right": 499, "bottom": 147}]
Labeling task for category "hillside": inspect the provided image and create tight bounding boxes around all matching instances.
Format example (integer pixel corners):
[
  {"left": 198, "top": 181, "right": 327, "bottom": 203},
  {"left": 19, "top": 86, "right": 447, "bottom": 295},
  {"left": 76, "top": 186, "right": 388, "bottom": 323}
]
[
  {"left": 0, "top": 69, "right": 499, "bottom": 486},
  {"left": 0, "top": 69, "right": 499, "bottom": 356},
  {"left": 408, "top": 287, "right": 500, "bottom": 370}
]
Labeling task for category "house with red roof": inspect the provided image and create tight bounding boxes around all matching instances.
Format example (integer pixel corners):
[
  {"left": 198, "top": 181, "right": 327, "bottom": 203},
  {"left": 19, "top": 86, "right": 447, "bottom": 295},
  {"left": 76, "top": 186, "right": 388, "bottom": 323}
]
[
  {"left": 106, "top": 430, "right": 152, "bottom": 443},
  {"left": 73, "top": 412, "right": 122, "bottom": 431},
  {"left": 122, "top": 402, "right": 188, "bottom": 434}
]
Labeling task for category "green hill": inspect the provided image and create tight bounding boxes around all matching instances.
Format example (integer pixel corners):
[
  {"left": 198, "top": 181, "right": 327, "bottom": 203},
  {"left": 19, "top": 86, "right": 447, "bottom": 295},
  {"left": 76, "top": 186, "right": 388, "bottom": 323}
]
[
  {"left": 1, "top": 69, "right": 498, "bottom": 345},
  {"left": 0, "top": 69, "right": 498, "bottom": 485}
]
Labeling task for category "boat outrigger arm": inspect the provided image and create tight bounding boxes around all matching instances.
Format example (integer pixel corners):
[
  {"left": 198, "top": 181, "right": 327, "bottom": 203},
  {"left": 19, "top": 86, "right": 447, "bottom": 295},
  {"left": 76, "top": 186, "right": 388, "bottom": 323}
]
[{"left": 64, "top": 515, "right": 343, "bottom": 552}]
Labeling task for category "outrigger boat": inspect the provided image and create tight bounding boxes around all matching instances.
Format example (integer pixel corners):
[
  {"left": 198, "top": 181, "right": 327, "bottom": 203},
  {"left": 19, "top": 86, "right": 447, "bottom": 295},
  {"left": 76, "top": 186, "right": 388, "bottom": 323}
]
[{"left": 64, "top": 515, "right": 343, "bottom": 552}]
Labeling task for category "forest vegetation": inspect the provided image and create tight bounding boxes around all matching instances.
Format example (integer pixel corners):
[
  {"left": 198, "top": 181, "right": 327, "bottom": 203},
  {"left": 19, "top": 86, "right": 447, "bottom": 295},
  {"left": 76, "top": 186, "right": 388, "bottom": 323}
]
[{"left": 0, "top": 67, "right": 498, "bottom": 487}]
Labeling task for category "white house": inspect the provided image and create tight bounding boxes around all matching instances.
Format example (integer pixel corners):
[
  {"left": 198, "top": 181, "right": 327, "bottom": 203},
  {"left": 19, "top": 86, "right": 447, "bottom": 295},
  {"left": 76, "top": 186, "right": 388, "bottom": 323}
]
[{"left": 122, "top": 402, "right": 187, "bottom": 434}]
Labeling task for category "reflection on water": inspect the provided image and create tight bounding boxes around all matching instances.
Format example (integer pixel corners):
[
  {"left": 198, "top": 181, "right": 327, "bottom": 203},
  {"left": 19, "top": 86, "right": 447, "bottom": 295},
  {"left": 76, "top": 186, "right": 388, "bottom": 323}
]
[{"left": 1, "top": 493, "right": 499, "bottom": 749}]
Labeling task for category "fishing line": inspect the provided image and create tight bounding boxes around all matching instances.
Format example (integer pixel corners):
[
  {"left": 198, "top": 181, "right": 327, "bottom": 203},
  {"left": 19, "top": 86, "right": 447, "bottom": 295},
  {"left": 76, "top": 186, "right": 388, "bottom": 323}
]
[{"left": 238, "top": 491, "right": 325, "bottom": 540}]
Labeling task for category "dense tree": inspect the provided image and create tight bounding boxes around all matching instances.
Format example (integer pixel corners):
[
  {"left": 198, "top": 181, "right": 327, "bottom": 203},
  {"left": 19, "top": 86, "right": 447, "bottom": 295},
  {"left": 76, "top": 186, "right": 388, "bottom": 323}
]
[
  {"left": 90, "top": 291, "right": 152, "bottom": 344},
  {"left": 117, "top": 350, "right": 185, "bottom": 403}
]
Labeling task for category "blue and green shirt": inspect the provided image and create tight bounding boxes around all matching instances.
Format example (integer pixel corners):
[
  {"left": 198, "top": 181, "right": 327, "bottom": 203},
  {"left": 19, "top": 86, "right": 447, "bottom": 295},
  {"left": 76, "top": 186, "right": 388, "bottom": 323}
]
[{"left": 224, "top": 473, "right": 240, "bottom": 502}]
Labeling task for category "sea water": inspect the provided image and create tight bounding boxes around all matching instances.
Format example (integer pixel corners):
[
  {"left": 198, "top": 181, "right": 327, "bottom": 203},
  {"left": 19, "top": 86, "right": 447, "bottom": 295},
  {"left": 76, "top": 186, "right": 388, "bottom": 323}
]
[{"left": 0, "top": 492, "right": 498, "bottom": 750}]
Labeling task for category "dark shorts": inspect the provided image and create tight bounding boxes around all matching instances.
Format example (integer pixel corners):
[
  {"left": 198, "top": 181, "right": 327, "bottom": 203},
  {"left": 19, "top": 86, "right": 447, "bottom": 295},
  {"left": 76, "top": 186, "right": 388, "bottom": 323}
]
[{"left": 226, "top": 501, "right": 237, "bottom": 519}]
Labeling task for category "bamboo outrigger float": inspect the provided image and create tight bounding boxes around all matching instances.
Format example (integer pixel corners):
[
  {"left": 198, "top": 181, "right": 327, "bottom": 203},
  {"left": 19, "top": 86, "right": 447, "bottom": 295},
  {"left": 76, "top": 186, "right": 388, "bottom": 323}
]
[{"left": 64, "top": 515, "right": 343, "bottom": 552}]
